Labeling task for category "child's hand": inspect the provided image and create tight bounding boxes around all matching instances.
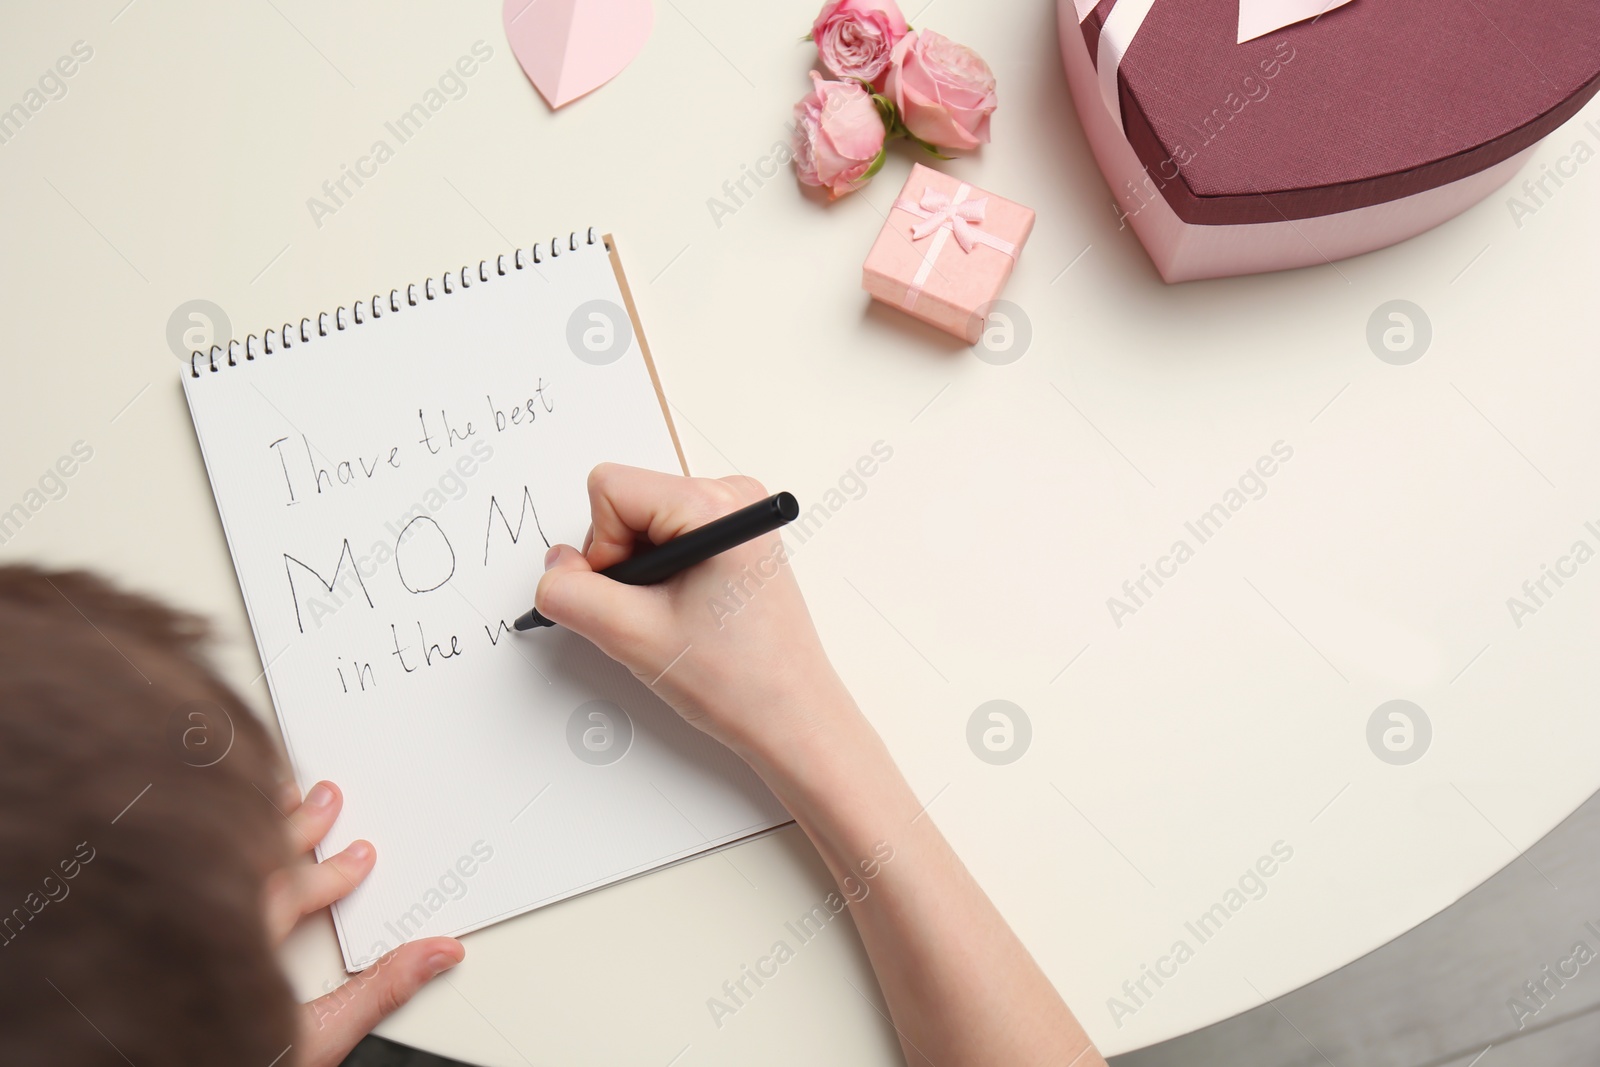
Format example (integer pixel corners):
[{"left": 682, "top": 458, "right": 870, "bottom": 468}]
[
  {"left": 261, "top": 781, "right": 464, "bottom": 1067},
  {"left": 535, "top": 464, "right": 856, "bottom": 762},
  {"left": 538, "top": 470, "right": 1102, "bottom": 1067}
]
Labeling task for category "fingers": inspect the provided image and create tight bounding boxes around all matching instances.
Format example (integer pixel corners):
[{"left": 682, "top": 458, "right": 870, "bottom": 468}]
[
  {"left": 298, "top": 937, "right": 464, "bottom": 1067},
  {"left": 542, "top": 464, "right": 774, "bottom": 688},
  {"left": 262, "top": 840, "right": 376, "bottom": 944},
  {"left": 584, "top": 464, "right": 766, "bottom": 571},
  {"left": 535, "top": 544, "right": 664, "bottom": 663},
  {"left": 717, "top": 474, "right": 770, "bottom": 502},
  {"left": 284, "top": 780, "right": 341, "bottom": 854}
]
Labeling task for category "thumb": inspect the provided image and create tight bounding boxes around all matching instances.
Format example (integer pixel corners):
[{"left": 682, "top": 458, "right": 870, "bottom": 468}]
[
  {"left": 535, "top": 544, "right": 664, "bottom": 666},
  {"left": 298, "top": 937, "right": 464, "bottom": 1067}
]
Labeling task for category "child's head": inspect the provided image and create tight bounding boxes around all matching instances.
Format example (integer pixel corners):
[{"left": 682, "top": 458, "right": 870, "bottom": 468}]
[{"left": 0, "top": 566, "right": 297, "bottom": 1062}]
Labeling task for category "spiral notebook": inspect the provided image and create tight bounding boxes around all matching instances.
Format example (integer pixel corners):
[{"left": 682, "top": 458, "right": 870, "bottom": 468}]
[{"left": 182, "top": 231, "right": 790, "bottom": 970}]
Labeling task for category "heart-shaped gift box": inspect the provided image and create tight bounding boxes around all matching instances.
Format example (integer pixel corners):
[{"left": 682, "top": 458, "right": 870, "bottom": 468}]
[{"left": 1058, "top": 0, "right": 1600, "bottom": 281}]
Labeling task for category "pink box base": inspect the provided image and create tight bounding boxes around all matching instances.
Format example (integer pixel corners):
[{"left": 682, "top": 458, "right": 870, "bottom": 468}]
[{"left": 863, "top": 164, "right": 1036, "bottom": 343}]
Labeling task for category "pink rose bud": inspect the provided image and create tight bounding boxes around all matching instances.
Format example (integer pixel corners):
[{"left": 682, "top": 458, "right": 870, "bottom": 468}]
[
  {"left": 811, "top": 0, "right": 910, "bottom": 87},
  {"left": 885, "top": 30, "right": 997, "bottom": 153},
  {"left": 792, "top": 71, "right": 888, "bottom": 199}
]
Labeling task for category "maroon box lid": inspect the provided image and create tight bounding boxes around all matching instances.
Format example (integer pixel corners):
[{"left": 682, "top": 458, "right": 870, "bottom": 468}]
[{"left": 1078, "top": 0, "right": 1600, "bottom": 224}]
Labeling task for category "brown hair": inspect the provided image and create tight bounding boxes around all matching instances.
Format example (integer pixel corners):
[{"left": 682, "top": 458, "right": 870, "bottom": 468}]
[{"left": 0, "top": 566, "right": 297, "bottom": 1063}]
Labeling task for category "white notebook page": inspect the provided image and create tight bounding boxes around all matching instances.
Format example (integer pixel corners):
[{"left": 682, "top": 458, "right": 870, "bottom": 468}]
[{"left": 182, "top": 236, "right": 788, "bottom": 970}]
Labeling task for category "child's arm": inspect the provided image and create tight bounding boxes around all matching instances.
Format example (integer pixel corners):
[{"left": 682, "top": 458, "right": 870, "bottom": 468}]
[{"left": 537, "top": 464, "right": 1105, "bottom": 1067}]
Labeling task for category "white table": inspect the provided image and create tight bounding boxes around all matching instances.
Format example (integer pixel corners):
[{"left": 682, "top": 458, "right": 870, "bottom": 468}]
[{"left": 3, "top": 2, "right": 1597, "bottom": 1063}]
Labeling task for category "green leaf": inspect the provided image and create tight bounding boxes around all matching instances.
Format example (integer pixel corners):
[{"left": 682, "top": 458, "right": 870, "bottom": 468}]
[
  {"left": 871, "top": 93, "right": 901, "bottom": 136},
  {"left": 901, "top": 128, "right": 952, "bottom": 160},
  {"left": 861, "top": 146, "right": 890, "bottom": 182}
]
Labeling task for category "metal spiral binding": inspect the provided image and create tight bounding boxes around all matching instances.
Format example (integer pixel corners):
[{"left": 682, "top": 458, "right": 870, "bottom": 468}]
[{"left": 190, "top": 228, "right": 599, "bottom": 377}]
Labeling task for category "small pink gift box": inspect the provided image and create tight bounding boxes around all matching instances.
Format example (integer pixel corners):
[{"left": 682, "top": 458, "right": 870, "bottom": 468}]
[{"left": 862, "top": 164, "right": 1035, "bottom": 344}]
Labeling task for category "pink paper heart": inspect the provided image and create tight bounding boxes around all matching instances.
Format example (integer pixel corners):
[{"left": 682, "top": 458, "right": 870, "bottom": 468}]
[{"left": 503, "top": 0, "right": 654, "bottom": 110}]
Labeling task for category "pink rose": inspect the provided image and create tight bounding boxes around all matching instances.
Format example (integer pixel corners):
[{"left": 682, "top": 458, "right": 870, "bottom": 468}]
[
  {"left": 811, "top": 0, "right": 909, "bottom": 87},
  {"left": 792, "top": 71, "right": 887, "bottom": 199},
  {"left": 884, "top": 31, "right": 997, "bottom": 152}
]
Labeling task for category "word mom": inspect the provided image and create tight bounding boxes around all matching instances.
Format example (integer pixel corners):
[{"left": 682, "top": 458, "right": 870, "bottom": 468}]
[
  {"left": 283, "top": 478, "right": 554, "bottom": 695},
  {"left": 285, "top": 478, "right": 551, "bottom": 633}
]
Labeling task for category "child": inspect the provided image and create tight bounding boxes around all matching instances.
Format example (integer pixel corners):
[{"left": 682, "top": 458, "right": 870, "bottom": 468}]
[
  {"left": 0, "top": 466, "right": 1104, "bottom": 1067},
  {"left": 0, "top": 565, "right": 461, "bottom": 1067}
]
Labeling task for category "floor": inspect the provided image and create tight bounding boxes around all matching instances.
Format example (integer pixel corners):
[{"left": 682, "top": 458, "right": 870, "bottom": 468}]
[
  {"left": 343, "top": 1035, "right": 466, "bottom": 1067},
  {"left": 342, "top": 789, "right": 1600, "bottom": 1067},
  {"left": 1110, "top": 789, "right": 1600, "bottom": 1067}
]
